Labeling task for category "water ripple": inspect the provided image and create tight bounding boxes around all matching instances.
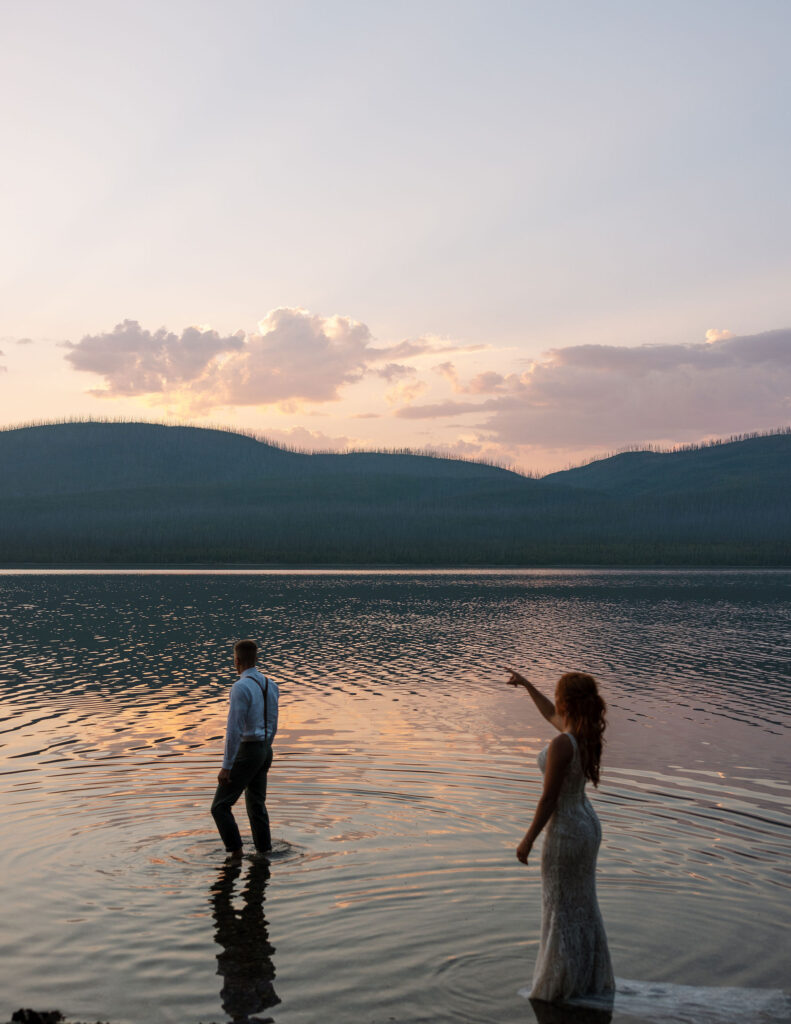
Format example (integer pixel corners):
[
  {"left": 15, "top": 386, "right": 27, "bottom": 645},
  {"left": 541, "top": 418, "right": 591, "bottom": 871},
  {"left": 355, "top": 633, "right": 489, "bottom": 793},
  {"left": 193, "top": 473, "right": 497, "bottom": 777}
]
[{"left": 0, "top": 569, "right": 788, "bottom": 1024}]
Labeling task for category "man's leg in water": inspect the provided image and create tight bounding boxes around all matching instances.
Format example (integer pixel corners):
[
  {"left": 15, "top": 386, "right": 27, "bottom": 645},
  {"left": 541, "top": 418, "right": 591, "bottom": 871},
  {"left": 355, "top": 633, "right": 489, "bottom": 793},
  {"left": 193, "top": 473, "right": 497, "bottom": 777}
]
[
  {"left": 245, "top": 743, "right": 273, "bottom": 853},
  {"left": 211, "top": 742, "right": 266, "bottom": 855}
]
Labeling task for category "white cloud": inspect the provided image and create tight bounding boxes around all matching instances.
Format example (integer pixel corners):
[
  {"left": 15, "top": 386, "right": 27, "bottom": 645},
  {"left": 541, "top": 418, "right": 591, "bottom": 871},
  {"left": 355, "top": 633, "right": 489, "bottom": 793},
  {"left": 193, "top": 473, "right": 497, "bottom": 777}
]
[
  {"left": 705, "top": 328, "right": 734, "bottom": 343},
  {"left": 64, "top": 309, "right": 473, "bottom": 411},
  {"left": 200, "top": 308, "right": 373, "bottom": 408},
  {"left": 64, "top": 319, "right": 244, "bottom": 396}
]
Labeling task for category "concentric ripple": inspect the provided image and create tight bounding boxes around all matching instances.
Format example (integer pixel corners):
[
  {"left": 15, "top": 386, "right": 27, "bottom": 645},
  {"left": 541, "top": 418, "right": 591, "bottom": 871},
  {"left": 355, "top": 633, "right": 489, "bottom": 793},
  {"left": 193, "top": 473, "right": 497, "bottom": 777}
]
[{"left": 0, "top": 569, "right": 788, "bottom": 1024}]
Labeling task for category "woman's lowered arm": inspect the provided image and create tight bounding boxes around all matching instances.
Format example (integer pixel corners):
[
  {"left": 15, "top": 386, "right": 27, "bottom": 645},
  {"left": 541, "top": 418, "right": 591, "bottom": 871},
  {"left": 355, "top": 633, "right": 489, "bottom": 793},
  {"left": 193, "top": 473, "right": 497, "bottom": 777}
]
[{"left": 516, "top": 732, "right": 573, "bottom": 863}]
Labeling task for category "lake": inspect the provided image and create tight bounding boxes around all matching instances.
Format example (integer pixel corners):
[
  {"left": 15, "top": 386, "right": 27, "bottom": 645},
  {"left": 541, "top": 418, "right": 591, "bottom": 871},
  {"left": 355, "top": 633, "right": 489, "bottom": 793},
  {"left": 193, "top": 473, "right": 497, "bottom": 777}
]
[{"left": 0, "top": 570, "right": 789, "bottom": 1024}]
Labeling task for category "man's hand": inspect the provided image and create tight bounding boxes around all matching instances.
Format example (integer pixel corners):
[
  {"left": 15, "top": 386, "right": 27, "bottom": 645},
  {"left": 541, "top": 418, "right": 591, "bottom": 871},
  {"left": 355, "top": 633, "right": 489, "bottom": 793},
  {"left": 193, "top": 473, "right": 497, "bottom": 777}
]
[
  {"left": 507, "top": 669, "right": 529, "bottom": 688},
  {"left": 516, "top": 836, "right": 532, "bottom": 865},
  {"left": 218, "top": 768, "right": 232, "bottom": 785}
]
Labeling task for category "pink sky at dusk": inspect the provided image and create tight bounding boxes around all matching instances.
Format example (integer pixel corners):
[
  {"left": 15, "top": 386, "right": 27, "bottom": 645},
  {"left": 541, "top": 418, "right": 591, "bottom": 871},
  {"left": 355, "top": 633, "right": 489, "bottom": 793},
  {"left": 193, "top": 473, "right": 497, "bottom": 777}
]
[{"left": 1, "top": 2, "right": 789, "bottom": 473}]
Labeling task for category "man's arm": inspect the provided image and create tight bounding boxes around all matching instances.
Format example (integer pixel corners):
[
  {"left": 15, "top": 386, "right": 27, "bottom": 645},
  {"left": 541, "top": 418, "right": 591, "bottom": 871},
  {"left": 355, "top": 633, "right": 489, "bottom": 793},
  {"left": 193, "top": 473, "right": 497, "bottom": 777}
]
[{"left": 219, "top": 681, "right": 251, "bottom": 782}]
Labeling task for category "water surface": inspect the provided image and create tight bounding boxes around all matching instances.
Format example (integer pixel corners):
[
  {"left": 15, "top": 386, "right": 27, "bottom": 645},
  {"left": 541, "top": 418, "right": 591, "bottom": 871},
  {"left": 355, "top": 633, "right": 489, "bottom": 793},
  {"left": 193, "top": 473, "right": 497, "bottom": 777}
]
[{"left": 0, "top": 570, "right": 789, "bottom": 1023}]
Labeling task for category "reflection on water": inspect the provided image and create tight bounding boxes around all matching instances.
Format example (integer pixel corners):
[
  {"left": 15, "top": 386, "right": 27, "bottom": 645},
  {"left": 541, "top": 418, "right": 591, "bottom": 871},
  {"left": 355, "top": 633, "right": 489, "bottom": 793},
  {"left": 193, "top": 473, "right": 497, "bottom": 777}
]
[
  {"left": 529, "top": 998, "right": 612, "bottom": 1024},
  {"left": 211, "top": 858, "right": 279, "bottom": 1023},
  {"left": 0, "top": 570, "right": 788, "bottom": 1024}
]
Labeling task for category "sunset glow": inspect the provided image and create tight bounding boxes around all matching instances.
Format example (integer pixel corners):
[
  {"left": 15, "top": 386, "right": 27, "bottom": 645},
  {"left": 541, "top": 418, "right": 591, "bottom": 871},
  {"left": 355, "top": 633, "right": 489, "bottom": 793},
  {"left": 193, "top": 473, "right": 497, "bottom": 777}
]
[{"left": 1, "top": 2, "right": 789, "bottom": 472}]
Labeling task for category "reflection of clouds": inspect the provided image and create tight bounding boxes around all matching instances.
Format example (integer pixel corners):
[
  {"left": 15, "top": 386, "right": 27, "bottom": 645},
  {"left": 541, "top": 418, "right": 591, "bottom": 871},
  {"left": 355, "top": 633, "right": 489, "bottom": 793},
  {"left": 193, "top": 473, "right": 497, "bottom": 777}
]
[{"left": 211, "top": 858, "right": 279, "bottom": 1023}]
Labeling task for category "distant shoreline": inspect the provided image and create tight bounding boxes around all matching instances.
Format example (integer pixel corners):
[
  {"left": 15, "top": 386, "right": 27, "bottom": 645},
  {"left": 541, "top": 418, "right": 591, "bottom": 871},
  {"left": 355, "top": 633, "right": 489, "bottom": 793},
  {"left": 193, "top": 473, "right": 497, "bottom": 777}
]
[{"left": 2, "top": 563, "right": 790, "bottom": 572}]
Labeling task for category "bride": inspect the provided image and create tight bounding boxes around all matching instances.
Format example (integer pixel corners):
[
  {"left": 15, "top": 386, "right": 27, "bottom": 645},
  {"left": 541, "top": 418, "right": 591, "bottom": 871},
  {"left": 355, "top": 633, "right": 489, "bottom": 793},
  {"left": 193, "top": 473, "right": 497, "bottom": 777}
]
[{"left": 508, "top": 670, "right": 615, "bottom": 1004}]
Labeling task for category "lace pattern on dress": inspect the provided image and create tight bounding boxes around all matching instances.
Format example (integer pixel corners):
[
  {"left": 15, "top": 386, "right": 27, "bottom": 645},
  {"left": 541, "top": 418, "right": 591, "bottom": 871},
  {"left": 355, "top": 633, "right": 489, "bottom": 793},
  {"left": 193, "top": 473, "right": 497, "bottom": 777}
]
[{"left": 530, "top": 732, "right": 615, "bottom": 1002}]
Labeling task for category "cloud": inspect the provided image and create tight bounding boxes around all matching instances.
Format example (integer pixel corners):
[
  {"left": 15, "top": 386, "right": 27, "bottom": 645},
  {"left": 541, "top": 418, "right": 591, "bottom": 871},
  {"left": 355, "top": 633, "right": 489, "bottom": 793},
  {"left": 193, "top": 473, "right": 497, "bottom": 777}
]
[
  {"left": 434, "top": 360, "right": 513, "bottom": 395},
  {"left": 386, "top": 378, "right": 428, "bottom": 407},
  {"left": 705, "top": 328, "right": 734, "bottom": 343},
  {"left": 369, "top": 338, "right": 487, "bottom": 361},
  {"left": 396, "top": 398, "right": 496, "bottom": 419},
  {"left": 200, "top": 308, "right": 373, "bottom": 408},
  {"left": 65, "top": 320, "right": 244, "bottom": 396},
  {"left": 396, "top": 329, "right": 791, "bottom": 448},
  {"left": 64, "top": 309, "right": 475, "bottom": 411},
  {"left": 433, "top": 361, "right": 460, "bottom": 389},
  {"left": 16, "top": 337, "right": 34, "bottom": 346},
  {"left": 373, "top": 362, "right": 417, "bottom": 382},
  {"left": 62, "top": 312, "right": 790, "bottom": 454}
]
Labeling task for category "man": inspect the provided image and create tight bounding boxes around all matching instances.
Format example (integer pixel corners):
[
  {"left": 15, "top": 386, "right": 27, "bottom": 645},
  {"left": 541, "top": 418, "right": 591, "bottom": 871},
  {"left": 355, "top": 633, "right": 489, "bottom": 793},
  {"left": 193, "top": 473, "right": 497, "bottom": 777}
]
[{"left": 211, "top": 639, "right": 279, "bottom": 859}]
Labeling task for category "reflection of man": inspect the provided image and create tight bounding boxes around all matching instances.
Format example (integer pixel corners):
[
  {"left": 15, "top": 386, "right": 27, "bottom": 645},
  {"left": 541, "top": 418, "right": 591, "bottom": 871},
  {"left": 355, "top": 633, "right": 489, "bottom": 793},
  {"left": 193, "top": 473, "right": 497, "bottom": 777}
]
[
  {"left": 211, "top": 639, "right": 279, "bottom": 859},
  {"left": 211, "top": 858, "right": 280, "bottom": 1022},
  {"left": 529, "top": 996, "right": 612, "bottom": 1024}
]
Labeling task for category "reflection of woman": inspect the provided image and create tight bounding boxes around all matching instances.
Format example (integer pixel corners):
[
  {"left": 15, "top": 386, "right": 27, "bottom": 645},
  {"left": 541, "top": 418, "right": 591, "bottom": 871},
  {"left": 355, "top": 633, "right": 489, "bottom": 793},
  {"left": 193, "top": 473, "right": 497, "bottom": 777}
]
[
  {"left": 508, "top": 670, "right": 614, "bottom": 1005},
  {"left": 211, "top": 858, "right": 280, "bottom": 1022}
]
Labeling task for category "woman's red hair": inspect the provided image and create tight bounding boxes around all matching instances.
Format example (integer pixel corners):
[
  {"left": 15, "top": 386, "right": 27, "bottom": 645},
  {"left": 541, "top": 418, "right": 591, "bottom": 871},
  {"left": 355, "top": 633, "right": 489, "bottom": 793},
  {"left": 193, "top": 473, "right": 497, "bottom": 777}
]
[{"left": 555, "top": 672, "right": 607, "bottom": 786}]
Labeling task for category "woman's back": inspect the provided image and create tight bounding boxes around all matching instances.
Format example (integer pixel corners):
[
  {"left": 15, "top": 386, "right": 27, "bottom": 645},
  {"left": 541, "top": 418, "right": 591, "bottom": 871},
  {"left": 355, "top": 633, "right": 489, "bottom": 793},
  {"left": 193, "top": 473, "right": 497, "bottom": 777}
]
[
  {"left": 533, "top": 730, "right": 613, "bottom": 1002},
  {"left": 538, "top": 732, "right": 588, "bottom": 809}
]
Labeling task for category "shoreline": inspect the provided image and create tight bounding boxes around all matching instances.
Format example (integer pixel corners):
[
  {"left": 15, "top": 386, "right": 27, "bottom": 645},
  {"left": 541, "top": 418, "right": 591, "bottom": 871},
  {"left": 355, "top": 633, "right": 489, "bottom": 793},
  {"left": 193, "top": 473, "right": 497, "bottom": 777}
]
[{"left": 1, "top": 563, "right": 790, "bottom": 572}]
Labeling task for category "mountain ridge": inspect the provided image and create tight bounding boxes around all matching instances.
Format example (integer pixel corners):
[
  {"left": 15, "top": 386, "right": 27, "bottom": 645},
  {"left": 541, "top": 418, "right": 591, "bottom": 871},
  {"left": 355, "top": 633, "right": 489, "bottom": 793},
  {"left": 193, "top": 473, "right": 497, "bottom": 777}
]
[{"left": 0, "top": 422, "right": 788, "bottom": 565}]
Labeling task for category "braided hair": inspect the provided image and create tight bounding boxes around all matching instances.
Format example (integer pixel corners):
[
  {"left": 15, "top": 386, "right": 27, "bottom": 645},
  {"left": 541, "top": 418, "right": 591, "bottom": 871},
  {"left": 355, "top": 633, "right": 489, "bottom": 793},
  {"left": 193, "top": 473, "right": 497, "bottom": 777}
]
[{"left": 555, "top": 672, "right": 607, "bottom": 787}]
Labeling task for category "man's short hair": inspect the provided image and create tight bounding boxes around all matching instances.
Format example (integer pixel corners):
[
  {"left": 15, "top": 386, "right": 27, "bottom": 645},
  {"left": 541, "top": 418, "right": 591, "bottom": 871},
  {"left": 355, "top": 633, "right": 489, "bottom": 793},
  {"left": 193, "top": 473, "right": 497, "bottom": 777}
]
[{"left": 234, "top": 639, "right": 258, "bottom": 668}]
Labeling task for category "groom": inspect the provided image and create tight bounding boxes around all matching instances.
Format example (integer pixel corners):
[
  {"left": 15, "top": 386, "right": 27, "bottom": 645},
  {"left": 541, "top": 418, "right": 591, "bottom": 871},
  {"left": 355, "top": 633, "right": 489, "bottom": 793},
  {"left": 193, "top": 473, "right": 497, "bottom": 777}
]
[{"left": 211, "top": 639, "right": 279, "bottom": 859}]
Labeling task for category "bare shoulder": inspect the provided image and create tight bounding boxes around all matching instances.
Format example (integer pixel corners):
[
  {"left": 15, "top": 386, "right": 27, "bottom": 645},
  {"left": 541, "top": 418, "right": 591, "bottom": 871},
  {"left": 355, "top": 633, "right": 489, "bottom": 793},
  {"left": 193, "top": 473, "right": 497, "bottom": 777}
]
[{"left": 548, "top": 732, "right": 574, "bottom": 762}]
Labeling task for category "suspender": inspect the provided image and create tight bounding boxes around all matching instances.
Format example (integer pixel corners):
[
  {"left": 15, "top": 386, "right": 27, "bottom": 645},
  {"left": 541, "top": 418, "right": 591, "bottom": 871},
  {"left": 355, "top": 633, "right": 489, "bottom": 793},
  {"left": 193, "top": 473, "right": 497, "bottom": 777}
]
[{"left": 251, "top": 674, "right": 269, "bottom": 739}]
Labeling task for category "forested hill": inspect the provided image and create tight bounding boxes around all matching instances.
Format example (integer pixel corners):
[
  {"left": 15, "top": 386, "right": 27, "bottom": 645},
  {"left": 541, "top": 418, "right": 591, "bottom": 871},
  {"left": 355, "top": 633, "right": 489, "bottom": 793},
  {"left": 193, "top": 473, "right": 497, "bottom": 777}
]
[
  {"left": 0, "top": 422, "right": 788, "bottom": 565},
  {"left": 543, "top": 431, "right": 791, "bottom": 497}
]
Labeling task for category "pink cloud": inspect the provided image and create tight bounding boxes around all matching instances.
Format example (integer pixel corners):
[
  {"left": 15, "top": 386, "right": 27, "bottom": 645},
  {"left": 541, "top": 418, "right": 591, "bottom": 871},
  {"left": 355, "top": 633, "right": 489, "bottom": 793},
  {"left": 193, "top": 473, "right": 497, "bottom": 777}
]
[
  {"left": 64, "top": 309, "right": 480, "bottom": 411},
  {"left": 395, "top": 329, "right": 791, "bottom": 447}
]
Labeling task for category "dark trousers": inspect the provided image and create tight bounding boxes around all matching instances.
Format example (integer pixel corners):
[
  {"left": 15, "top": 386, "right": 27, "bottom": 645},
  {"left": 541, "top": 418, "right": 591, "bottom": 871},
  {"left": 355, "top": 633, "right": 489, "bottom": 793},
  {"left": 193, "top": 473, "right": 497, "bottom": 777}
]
[{"left": 211, "top": 740, "right": 273, "bottom": 852}]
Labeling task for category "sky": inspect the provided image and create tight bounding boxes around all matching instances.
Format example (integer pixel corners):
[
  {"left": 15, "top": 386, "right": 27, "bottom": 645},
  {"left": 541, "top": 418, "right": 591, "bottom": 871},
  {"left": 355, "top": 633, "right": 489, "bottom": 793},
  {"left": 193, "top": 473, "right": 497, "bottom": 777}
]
[{"left": 1, "top": 0, "right": 789, "bottom": 473}]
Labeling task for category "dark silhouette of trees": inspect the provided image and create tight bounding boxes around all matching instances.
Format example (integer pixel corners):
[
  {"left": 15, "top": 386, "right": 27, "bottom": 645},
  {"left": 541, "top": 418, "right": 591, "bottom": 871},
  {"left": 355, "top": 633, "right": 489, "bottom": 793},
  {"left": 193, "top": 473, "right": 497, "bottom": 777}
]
[{"left": 0, "top": 422, "right": 788, "bottom": 566}]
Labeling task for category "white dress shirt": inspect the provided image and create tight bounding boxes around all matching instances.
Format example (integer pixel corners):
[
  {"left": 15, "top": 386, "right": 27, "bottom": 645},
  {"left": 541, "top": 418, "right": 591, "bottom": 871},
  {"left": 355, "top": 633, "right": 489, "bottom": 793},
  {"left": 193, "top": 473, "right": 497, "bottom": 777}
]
[{"left": 222, "top": 667, "right": 279, "bottom": 770}]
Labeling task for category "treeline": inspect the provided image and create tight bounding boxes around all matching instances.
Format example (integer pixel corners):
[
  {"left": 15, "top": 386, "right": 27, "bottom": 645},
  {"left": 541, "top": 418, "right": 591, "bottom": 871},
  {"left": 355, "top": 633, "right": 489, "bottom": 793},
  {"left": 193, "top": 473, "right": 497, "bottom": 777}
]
[
  {"left": 1, "top": 481, "right": 787, "bottom": 565},
  {"left": 0, "top": 422, "right": 788, "bottom": 565},
  {"left": 565, "top": 425, "right": 791, "bottom": 470}
]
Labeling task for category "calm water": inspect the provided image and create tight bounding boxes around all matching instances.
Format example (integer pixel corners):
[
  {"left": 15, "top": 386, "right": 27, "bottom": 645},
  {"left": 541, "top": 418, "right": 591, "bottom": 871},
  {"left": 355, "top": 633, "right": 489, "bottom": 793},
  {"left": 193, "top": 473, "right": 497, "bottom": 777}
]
[{"left": 0, "top": 570, "right": 789, "bottom": 1024}]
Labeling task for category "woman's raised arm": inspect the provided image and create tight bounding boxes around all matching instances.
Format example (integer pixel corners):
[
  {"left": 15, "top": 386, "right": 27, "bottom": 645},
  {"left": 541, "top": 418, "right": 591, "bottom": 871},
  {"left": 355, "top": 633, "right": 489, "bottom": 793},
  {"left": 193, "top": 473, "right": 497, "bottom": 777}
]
[{"left": 507, "top": 670, "right": 564, "bottom": 731}]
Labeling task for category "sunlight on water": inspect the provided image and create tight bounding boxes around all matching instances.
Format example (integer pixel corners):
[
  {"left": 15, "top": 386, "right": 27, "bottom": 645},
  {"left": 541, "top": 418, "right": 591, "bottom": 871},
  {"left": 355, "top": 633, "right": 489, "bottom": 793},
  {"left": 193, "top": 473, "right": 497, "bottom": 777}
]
[{"left": 0, "top": 570, "right": 788, "bottom": 1023}]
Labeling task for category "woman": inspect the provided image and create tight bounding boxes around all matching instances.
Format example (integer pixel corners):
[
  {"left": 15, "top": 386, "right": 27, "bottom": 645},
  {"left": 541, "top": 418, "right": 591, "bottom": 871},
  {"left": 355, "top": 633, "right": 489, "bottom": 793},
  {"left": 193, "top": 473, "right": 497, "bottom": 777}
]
[{"left": 508, "top": 669, "right": 614, "bottom": 1004}]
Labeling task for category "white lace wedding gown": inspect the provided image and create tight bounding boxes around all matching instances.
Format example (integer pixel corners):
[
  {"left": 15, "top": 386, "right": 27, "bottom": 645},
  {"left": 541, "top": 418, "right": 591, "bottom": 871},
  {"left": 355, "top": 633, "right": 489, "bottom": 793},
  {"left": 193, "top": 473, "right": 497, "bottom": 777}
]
[{"left": 530, "top": 731, "right": 615, "bottom": 1003}]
